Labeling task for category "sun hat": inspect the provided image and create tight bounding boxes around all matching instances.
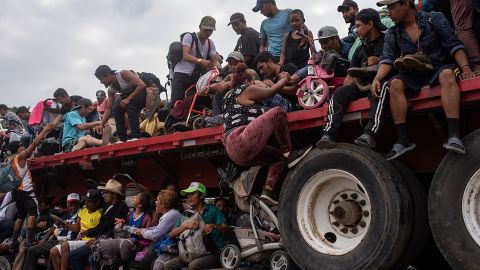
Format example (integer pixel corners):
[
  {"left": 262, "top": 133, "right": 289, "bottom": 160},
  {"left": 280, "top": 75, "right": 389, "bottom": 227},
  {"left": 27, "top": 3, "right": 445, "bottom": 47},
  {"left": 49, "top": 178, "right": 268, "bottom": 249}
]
[{"left": 97, "top": 179, "right": 124, "bottom": 196}]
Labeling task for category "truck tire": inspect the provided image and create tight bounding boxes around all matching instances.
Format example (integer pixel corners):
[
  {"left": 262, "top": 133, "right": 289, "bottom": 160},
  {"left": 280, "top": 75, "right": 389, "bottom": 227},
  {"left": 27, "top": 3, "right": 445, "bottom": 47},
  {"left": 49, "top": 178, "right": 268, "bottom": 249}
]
[
  {"left": 389, "top": 161, "right": 428, "bottom": 270},
  {"left": 429, "top": 129, "right": 480, "bottom": 270},
  {"left": 278, "top": 144, "right": 413, "bottom": 270}
]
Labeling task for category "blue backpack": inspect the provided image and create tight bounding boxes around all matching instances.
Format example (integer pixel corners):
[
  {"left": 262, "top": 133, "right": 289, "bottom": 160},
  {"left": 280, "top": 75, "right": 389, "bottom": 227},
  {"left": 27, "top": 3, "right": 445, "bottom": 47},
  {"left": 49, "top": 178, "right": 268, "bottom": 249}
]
[{"left": 0, "top": 159, "right": 26, "bottom": 193}]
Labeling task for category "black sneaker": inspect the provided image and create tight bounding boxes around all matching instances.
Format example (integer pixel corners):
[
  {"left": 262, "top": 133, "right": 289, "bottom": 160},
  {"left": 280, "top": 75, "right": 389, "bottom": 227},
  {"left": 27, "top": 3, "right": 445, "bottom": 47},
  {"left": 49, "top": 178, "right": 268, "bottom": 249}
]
[
  {"left": 287, "top": 145, "right": 313, "bottom": 168},
  {"left": 316, "top": 133, "right": 336, "bottom": 148},
  {"left": 260, "top": 189, "right": 278, "bottom": 206}
]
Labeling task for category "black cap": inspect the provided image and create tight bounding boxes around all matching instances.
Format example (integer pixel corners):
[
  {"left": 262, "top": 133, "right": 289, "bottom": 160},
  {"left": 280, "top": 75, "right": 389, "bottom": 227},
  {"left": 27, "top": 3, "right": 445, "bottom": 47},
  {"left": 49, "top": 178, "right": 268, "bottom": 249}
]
[
  {"left": 86, "top": 189, "right": 102, "bottom": 201},
  {"left": 74, "top": 98, "right": 93, "bottom": 110},
  {"left": 96, "top": 90, "right": 106, "bottom": 97},
  {"left": 356, "top": 8, "right": 388, "bottom": 31},
  {"left": 337, "top": 0, "right": 359, "bottom": 12},
  {"left": 228, "top": 13, "right": 245, "bottom": 26},
  {"left": 94, "top": 65, "right": 116, "bottom": 78}
]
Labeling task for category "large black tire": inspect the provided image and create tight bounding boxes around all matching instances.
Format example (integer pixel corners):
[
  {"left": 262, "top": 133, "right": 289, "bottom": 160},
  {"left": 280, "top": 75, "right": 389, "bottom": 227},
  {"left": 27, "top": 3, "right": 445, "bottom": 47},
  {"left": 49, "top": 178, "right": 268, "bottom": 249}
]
[
  {"left": 389, "top": 161, "right": 429, "bottom": 270},
  {"left": 278, "top": 144, "right": 413, "bottom": 270},
  {"left": 429, "top": 129, "right": 480, "bottom": 270},
  {"left": 0, "top": 256, "right": 10, "bottom": 270}
]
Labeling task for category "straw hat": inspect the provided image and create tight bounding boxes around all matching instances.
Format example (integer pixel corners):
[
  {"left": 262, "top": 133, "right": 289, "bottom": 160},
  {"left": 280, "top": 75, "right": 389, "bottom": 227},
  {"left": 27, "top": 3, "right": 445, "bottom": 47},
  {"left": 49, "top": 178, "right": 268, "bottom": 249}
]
[{"left": 97, "top": 179, "right": 124, "bottom": 196}]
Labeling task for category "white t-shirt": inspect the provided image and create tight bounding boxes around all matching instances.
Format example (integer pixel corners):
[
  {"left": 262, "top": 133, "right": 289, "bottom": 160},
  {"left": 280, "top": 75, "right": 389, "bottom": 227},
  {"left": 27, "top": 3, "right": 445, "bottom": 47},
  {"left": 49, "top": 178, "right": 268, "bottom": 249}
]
[
  {"left": 12, "top": 155, "right": 34, "bottom": 192},
  {"left": 174, "top": 32, "right": 217, "bottom": 76}
]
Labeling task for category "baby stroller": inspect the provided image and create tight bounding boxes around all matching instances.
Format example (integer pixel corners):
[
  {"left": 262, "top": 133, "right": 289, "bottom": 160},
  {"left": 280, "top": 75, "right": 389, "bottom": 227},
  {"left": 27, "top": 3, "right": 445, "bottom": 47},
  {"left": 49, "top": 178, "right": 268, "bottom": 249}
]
[
  {"left": 296, "top": 52, "right": 349, "bottom": 110},
  {"left": 30, "top": 98, "right": 63, "bottom": 156},
  {"left": 220, "top": 167, "right": 295, "bottom": 270},
  {"left": 165, "top": 69, "right": 221, "bottom": 133}
]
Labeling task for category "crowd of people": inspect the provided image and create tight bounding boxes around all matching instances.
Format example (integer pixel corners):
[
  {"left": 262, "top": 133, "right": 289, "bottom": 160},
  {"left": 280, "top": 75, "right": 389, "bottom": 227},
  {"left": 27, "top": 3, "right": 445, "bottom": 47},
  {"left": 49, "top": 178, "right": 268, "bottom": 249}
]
[
  {"left": 0, "top": 177, "right": 241, "bottom": 270},
  {"left": 1, "top": 0, "right": 480, "bottom": 268}
]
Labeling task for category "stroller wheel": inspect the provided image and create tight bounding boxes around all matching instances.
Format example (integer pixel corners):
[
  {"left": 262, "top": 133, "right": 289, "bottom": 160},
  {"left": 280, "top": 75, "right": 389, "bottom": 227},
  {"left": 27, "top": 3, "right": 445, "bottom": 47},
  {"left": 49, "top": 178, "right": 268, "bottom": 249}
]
[
  {"left": 192, "top": 117, "right": 206, "bottom": 130},
  {"left": 270, "top": 250, "right": 294, "bottom": 270},
  {"left": 297, "top": 78, "right": 329, "bottom": 110},
  {"left": 220, "top": 244, "right": 241, "bottom": 270},
  {"left": 0, "top": 256, "right": 11, "bottom": 270}
]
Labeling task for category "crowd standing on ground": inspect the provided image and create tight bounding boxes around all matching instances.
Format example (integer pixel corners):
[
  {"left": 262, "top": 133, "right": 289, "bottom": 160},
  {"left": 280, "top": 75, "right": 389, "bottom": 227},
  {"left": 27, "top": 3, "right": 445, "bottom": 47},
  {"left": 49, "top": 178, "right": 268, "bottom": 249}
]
[{"left": 0, "top": 0, "right": 480, "bottom": 268}]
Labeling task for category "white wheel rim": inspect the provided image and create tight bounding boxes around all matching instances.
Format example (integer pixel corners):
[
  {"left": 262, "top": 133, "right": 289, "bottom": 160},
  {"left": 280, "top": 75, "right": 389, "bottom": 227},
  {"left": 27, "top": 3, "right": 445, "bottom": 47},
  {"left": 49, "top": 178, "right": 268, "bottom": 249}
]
[
  {"left": 301, "top": 80, "right": 324, "bottom": 107},
  {"left": 221, "top": 245, "right": 240, "bottom": 268},
  {"left": 271, "top": 252, "right": 288, "bottom": 270},
  {"left": 462, "top": 168, "right": 480, "bottom": 247},
  {"left": 297, "top": 169, "right": 372, "bottom": 255}
]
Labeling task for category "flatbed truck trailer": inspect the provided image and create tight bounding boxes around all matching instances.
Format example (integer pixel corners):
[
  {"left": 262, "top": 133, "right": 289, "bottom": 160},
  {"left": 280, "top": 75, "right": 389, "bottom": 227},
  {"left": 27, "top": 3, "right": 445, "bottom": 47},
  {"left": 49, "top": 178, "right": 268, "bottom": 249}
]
[{"left": 29, "top": 77, "right": 480, "bottom": 270}]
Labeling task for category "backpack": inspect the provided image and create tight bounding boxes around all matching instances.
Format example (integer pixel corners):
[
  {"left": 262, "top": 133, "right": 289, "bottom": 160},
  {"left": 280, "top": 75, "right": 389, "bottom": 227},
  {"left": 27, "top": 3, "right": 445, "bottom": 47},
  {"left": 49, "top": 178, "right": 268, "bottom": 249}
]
[
  {"left": 0, "top": 158, "right": 26, "bottom": 193},
  {"left": 178, "top": 210, "right": 208, "bottom": 263},
  {"left": 167, "top": 32, "right": 191, "bottom": 70},
  {"left": 167, "top": 32, "right": 212, "bottom": 74}
]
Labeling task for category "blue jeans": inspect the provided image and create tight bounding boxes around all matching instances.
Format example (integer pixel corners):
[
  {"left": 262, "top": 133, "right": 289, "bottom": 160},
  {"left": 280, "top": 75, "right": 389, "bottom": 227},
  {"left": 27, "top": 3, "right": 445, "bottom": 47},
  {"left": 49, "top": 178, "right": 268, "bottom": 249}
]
[{"left": 69, "top": 245, "right": 92, "bottom": 270}]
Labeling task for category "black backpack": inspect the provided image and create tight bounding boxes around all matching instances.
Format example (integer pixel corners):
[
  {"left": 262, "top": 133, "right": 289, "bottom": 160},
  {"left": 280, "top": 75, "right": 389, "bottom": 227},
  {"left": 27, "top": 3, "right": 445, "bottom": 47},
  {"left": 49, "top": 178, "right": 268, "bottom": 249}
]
[{"left": 167, "top": 32, "right": 190, "bottom": 70}]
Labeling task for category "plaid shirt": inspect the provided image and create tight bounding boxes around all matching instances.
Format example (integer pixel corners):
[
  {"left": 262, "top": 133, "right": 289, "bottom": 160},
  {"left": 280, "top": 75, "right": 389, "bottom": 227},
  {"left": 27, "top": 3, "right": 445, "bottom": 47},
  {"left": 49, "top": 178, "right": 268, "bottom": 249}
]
[{"left": 379, "top": 11, "right": 464, "bottom": 69}]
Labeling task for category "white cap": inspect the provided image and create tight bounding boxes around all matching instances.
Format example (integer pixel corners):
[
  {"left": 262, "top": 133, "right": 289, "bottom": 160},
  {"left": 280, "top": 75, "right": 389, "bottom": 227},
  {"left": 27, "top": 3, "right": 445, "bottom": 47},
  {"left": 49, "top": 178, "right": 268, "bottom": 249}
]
[{"left": 67, "top": 193, "right": 80, "bottom": 202}]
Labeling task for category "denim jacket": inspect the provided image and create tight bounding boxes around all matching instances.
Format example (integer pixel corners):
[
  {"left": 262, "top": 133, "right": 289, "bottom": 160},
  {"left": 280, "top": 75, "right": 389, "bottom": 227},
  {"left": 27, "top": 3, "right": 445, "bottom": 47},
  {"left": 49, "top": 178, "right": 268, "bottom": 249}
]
[{"left": 379, "top": 11, "right": 464, "bottom": 69}]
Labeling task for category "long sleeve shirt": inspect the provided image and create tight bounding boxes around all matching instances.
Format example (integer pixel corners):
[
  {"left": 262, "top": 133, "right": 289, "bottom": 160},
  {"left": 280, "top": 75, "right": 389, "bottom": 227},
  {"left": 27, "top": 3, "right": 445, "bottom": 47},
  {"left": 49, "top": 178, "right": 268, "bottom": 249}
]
[
  {"left": 379, "top": 11, "right": 464, "bottom": 69},
  {"left": 141, "top": 209, "right": 181, "bottom": 241}
]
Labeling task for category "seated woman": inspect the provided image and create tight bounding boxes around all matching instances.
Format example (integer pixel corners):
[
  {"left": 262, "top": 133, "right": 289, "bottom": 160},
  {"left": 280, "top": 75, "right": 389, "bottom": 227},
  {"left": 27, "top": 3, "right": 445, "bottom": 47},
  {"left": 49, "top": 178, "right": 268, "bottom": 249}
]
[
  {"left": 221, "top": 63, "right": 312, "bottom": 206},
  {"left": 89, "top": 191, "right": 153, "bottom": 269},
  {"left": 136, "top": 190, "right": 182, "bottom": 270},
  {"left": 50, "top": 189, "right": 103, "bottom": 270}
]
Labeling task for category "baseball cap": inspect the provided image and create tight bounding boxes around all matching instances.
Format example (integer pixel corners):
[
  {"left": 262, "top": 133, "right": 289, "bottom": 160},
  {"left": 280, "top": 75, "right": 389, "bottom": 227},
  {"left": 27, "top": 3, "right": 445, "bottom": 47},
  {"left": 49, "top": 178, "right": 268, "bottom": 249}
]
[
  {"left": 96, "top": 90, "right": 106, "bottom": 97},
  {"left": 94, "top": 65, "right": 116, "bottom": 78},
  {"left": 180, "top": 182, "right": 207, "bottom": 197},
  {"left": 377, "top": 0, "right": 402, "bottom": 6},
  {"left": 316, "top": 26, "right": 339, "bottom": 40},
  {"left": 226, "top": 51, "right": 245, "bottom": 62},
  {"left": 356, "top": 8, "right": 388, "bottom": 31},
  {"left": 252, "top": 0, "right": 264, "bottom": 12},
  {"left": 67, "top": 193, "right": 80, "bottom": 202},
  {"left": 228, "top": 13, "right": 245, "bottom": 26},
  {"left": 337, "top": 0, "right": 359, "bottom": 12},
  {"left": 86, "top": 189, "right": 102, "bottom": 201},
  {"left": 200, "top": 16, "right": 216, "bottom": 31}
]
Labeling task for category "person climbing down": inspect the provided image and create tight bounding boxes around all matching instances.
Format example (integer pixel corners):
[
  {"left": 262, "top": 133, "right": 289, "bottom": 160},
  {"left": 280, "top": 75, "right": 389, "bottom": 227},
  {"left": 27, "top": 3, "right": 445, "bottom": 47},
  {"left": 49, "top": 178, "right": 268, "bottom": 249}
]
[{"left": 222, "top": 63, "right": 312, "bottom": 205}]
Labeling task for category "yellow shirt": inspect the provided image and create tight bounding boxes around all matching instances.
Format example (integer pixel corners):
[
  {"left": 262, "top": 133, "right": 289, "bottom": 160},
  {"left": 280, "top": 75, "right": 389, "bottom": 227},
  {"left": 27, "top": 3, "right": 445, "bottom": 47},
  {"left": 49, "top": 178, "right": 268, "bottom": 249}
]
[{"left": 78, "top": 207, "right": 102, "bottom": 240}]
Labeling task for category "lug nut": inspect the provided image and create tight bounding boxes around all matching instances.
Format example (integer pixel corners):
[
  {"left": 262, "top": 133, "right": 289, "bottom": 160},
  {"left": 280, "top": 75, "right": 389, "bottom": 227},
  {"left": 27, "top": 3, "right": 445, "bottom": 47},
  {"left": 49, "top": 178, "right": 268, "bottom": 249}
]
[
  {"left": 341, "top": 228, "right": 348, "bottom": 234},
  {"left": 341, "top": 193, "right": 348, "bottom": 199},
  {"left": 350, "top": 193, "right": 358, "bottom": 200},
  {"left": 329, "top": 211, "right": 334, "bottom": 216},
  {"left": 333, "top": 200, "right": 340, "bottom": 204},
  {"left": 363, "top": 211, "right": 370, "bottom": 217},
  {"left": 359, "top": 200, "right": 366, "bottom": 206},
  {"left": 359, "top": 221, "right": 366, "bottom": 228},
  {"left": 333, "top": 222, "right": 340, "bottom": 227},
  {"left": 351, "top": 228, "right": 358, "bottom": 234}
]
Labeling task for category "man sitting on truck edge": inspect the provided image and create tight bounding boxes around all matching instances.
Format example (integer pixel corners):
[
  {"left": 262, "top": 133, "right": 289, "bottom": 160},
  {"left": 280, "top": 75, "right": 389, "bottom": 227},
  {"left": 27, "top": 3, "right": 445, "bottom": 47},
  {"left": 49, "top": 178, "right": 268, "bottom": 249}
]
[
  {"left": 373, "top": 0, "right": 475, "bottom": 160},
  {"left": 61, "top": 98, "right": 110, "bottom": 152},
  {"left": 319, "top": 8, "right": 390, "bottom": 148}
]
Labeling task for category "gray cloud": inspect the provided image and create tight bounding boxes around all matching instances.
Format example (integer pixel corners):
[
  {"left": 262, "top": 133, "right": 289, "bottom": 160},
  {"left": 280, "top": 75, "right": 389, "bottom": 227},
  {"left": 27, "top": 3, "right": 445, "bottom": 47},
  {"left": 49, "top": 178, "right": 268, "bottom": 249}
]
[{"left": 0, "top": 0, "right": 375, "bottom": 108}]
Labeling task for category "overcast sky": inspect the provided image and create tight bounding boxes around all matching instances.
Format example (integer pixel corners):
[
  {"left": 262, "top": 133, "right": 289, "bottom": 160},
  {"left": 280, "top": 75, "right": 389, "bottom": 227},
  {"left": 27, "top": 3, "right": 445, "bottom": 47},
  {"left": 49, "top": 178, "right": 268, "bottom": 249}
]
[{"left": 0, "top": 0, "right": 377, "bottom": 108}]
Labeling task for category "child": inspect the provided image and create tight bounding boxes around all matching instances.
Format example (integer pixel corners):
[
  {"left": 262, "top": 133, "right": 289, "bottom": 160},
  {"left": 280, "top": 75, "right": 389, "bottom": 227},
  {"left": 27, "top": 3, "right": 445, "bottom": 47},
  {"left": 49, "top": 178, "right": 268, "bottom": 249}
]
[
  {"left": 49, "top": 189, "right": 103, "bottom": 270},
  {"left": 280, "top": 9, "right": 316, "bottom": 69}
]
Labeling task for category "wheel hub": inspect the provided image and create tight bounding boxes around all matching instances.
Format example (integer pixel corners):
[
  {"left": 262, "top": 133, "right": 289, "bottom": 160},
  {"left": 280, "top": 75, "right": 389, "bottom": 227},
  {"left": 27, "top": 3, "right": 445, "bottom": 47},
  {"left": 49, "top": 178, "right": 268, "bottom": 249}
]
[{"left": 332, "top": 200, "right": 363, "bottom": 226}]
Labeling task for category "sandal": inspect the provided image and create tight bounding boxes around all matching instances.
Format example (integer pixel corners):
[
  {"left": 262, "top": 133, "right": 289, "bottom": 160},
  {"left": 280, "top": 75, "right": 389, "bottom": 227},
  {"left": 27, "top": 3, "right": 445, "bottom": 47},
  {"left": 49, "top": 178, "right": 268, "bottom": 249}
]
[
  {"left": 354, "top": 133, "right": 376, "bottom": 149},
  {"left": 386, "top": 143, "right": 416, "bottom": 161},
  {"left": 443, "top": 137, "right": 466, "bottom": 154}
]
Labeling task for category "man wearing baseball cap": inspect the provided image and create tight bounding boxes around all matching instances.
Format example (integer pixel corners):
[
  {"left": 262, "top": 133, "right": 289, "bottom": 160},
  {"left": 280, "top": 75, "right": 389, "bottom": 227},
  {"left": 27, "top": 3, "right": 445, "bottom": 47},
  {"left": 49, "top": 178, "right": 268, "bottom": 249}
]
[
  {"left": 337, "top": 0, "right": 360, "bottom": 59},
  {"left": 164, "top": 181, "right": 227, "bottom": 270},
  {"left": 69, "top": 180, "right": 129, "bottom": 270},
  {"left": 373, "top": 0, "right": 473, "bottom": 160},
  {"left": 319, "top": 8, "right": 390, "bottom": 148},
  {"left": 252, "top": 0, "right": 292, "bottom": 63},
  {"left": 229, "top": 12, "right": 260, "bottom": 69},
  {"left": 23, "top": 193, "right": 82, "bottom": 270},
  {"left": 171, "top": 16, "right": 221, "bottom": 104},
  {"left": 61, "top": 98, "right": 110, "bottom": 152}
]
